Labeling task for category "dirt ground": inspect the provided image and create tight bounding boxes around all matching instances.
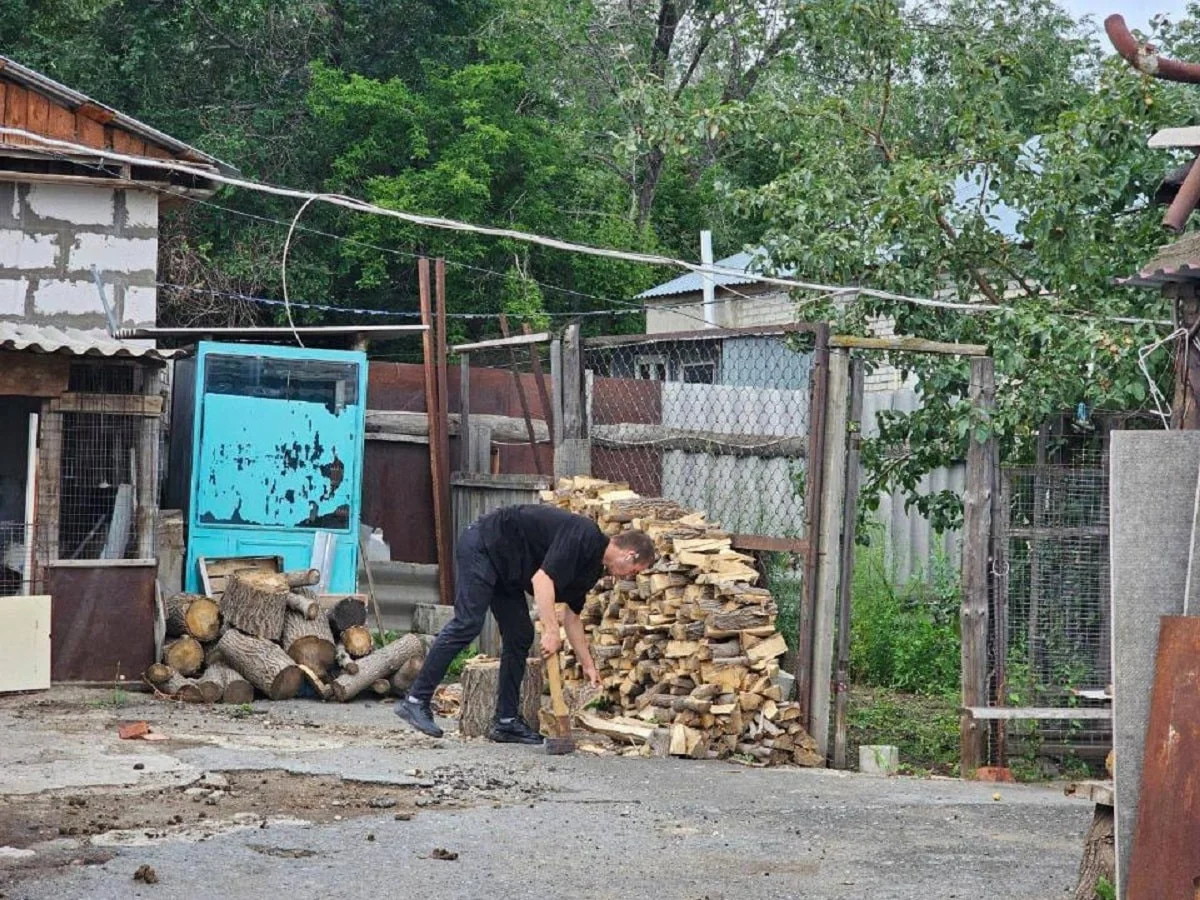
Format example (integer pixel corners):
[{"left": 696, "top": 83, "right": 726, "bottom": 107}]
[{"left": 0, "top": 687, "right": 1093, "bottom": 900}]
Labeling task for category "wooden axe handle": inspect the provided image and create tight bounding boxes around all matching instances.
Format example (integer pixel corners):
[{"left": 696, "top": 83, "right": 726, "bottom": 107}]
[{"left": 546, "top": 650, "right": 569, "bottom": 718}]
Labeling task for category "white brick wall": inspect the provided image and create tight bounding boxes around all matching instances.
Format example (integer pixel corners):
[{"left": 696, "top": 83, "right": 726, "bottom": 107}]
[
  {"left": 0, "top": 229, "right": 57, "bottom": 270},
  {"left": 69, "top": 233, "right": 157, "bottom": 273},
  {"left": 124, "top": 190, "right": 158, "bottom": 229},
  {"left": 24, "top": 183, "right": 114, "bottom": 225},
  {"left": 0, "top": 278, "right": 26, "bottom": 316},
  {"left": 122, "top": 285, "right": 156, "bottom": 325},
  {"left": 33, "top": 279, "right": 98, "bottom": 317}
]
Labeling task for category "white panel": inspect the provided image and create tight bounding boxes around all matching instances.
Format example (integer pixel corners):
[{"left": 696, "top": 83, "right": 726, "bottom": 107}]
[
  {"left": 69, "top": 233, "right": 157, "bottom": 273},
  {"left": 0, "top": 595, "right": 51, "bottom": 692},
  {"left": 25, "top": 183, "right": 114, "bottom": 225}
]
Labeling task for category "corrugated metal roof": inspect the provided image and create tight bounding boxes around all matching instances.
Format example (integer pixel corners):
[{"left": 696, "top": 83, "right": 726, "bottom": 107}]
[
  {"left": 637, "top": 249, "right": 792, "bottom": 300},
  {"left": 0, "top": 321, "right": 179, "bottom": 360},
  {"left": 0, "top": 56, "right": 238, "bottom": 176},
  {"left": 1123, "top": 233, "right": 1200, "bottom": 288}
]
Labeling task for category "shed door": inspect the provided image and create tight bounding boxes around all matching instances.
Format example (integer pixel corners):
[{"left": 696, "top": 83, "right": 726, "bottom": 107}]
[{"left": 195, "top": 354, "right": 361, "bottom": 531}]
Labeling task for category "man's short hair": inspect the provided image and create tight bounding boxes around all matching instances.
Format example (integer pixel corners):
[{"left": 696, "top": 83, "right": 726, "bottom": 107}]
[{"left": 611, "top": 529, "right": 657, "bottom": 565}]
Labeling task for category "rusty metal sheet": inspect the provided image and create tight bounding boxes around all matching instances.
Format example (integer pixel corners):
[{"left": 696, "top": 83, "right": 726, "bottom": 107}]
[
  {"left": 591, "top": 375, "right": 661, "bottom": 425},
  {"left": 1127, "top": 615, "right": 1200, "bottom": 897},
  {"left": 368, "top": 361, "right": 549, "bottom": 419},
  {"left": 46, "top": 560, "right": 156, "bottom": 682}
]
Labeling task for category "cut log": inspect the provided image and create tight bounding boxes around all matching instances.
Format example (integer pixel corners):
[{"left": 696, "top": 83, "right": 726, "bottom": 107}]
[
  {"left": 335, "top": 643, "right": 360, "bottom": 676},
  {"left": 162, "top": 673, "right": 206, "bottom": 703},
  {"left": 281, "top": 609, "right": 336, "bottom": 675},
  {"left": 164, "top": 592, "right": 221, "bottom": 641},
  {"left": 197, "top": 661, "right": 254, "bottom": 705},
  {"left": 299, "top": 664, "right": 332, "bottom": 700},
  {"left": 391, "top": 656, "right": 423, "bottom": 696},
  {"left": 331, "top": 634, "right": 424, "bottom": 702},
  {"left": 217, "top": 629, "right": 303, "bottom": 700},
  {"left": 285, "top": 592, "right": 320, "bottom": 620},
  {"left": 371, "top": 679, "right": 392, "bottom": 696},
  {"left": 341, "top": 625, "right": 374, "bottom": 658},
  {"left": 144, "top": 663, "right": 174, "bottom": 686},
  {"left": 283, "top": 568, "right": 321, "bottom": 589},
  {"left": 163, "top": 637, "right": 204, "bottom": 677},
  {"left": 326, "top": 596, "right": 367, "bottom": 636},
  {"left": 220, "top": 571, "right": 292, "bottom": 641},
  {"left": 458, "top": 656, "right": 544, "bottom": 738},
  {"left": 576, "top": 711, "right": 656, "bottom": 744}
]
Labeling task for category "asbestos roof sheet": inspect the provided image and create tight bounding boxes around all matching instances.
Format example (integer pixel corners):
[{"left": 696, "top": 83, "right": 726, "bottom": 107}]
[
  {"left": 0, "top": 322, "right": 180, "bottom": 360},
  {"left": 1124, "top": 232, "right": 1200, "bottom": 288},
  {"left": 637, "top": 249, "right": 792, "bottom": 300}
]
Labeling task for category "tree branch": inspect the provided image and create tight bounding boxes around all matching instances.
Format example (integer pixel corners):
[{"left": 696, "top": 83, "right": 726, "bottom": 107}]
[{"left": 934, "top": 212, "right": 1006, "bottom": 306}]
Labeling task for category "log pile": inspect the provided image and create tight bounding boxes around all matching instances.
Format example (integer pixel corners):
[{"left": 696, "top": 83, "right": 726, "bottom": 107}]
[
  {"left": 145, "top": 571, "right": 423, "bottom": 705},
  {"left": 541, "top": 476, "right": 821, "bottom": 768}
]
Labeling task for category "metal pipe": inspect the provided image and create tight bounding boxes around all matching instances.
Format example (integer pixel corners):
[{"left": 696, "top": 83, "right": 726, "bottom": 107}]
[
  {"left": 700, "top": 230, "right": 716, "bottom": 327},
  {"left": 1106, "top": 14, "right": 1200, "bottom": 84},
  {"left": 1164, "top": 151, "right": 1200, "bottom": 233}
]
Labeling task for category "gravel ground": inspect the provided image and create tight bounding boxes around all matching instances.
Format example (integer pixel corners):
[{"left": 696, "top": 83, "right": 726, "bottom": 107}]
[{"left": 0, "top": 688, "right": 1090, "bottom": 900}]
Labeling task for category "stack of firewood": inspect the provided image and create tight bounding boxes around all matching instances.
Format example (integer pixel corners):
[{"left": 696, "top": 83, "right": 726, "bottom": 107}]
[
  {"left": 542, "top": 476, "right": 821, "bottom": 767},
  {"left": 144, "top": 569, "right": 423, "bottom": 704}
]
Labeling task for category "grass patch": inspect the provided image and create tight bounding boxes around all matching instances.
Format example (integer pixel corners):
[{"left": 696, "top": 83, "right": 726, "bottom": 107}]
[
  {"left": 848, "top": 686, "right": 959, "bottom": 776},
  {"left": 446, "top": 646, "right": 479, "bottom": 678}
]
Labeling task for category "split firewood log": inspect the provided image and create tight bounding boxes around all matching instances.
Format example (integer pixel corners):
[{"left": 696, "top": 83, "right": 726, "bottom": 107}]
[
  {"left": 340, "top": 625, "right": 374, "bottom": 658},
  {"left": 196, "top": 661, "right": 254, "bottom": 705},
  {"left": 217, "top": 629, "right": 303, "bottom": 700},
  {"left": 458, "top": 657, "right": 543, "bottom": 738},
  {"left": 220, "top": 571, "right": 293, "bottom": 641},
  {"left": 164, "top": 592, "right": 221, "bottom": 642},
  {"left": 326, "top": 596, "right": 367, "bottom": 636},
  {"left": 281, "top": 609, "right": 336, "bottom": 676},
  {"left": 163, "top": 637, "right": 204, "bottom": 677},
  {"left": 283, "top": 568, "right": 321, "bottom": 589},
  {"left": 332, "top": 634, "right": 424, "bottom": 702}
]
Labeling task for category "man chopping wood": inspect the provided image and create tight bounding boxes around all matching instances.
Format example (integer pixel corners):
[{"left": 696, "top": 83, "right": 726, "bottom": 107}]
[{"left": 395, "top": 505, "right": 656, "bottom": 743}]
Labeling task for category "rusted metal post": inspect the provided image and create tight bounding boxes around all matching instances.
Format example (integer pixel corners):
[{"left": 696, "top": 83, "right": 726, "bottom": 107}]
[
  {"left": 960, "top": 356, "right": 996, "bottom": 775},
  {"left": 796, "top": 323, "right": 830, "bottom": 730},
  {"left": 498, "top": 314, "right": 543, "bottom": 475},
  {"left": 434, "top": 259, "right": 455, "bottom": 605},
  {"left": 833, "top": 356, "right": 864, "bottom": 769},
  {"left": 420, "top": 259, "right": 451, "bottom": 607}
]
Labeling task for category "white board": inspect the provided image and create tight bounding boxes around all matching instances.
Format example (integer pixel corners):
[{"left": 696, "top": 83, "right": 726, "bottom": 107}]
[{"left": 0, "top": 595, "right": 51, "bottom": 692}]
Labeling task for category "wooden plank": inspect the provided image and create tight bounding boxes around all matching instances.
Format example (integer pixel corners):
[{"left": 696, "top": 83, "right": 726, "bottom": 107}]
[
  {"left": 50, "top": 393, "right": 163, "bottom": 416},
  {"left": 584, "top": 322, "right": 824, "bottom": 348},
  {"left": 46, "top": 101, "right": 75, "bottom": 141},
  {"left": 499, "top": 313, "right": 543, "bottom": 475},
  {"left": 1127, "top": 616, "right": 1200, "bottom": 899},
  {"left": 5, "top": 84, "right": 29, "bottom": 146},
  {"left": 550, "top": 337, "right": 563, "bottom": 447},
  {"left": 1148, "top": 125, "right": 1200, "bottom": 148},
  {"left": 591, "top": 423, "right": 807, "bottom": 458},
  {"left": 366, "top": 410, "right": 548, "bottom": 443},
  {"left": 26, "top": 91, "right": 50, "bottom": 143},
  {"left": 421, "top": 259, "right": 451, "bottom": 607},
  {"left": 459, "top": 352, "right": 471, "bottom": 472},
  {"left": 76, "top": 102, "right": 115, "bottom": 125},
  {"left": 833, "top": 356, "right": 864, "bottom": 770},
  {"left": 75, "top": 109, "right": 105, "bottom": 149},
  {"left": 110, "top": 129, "right": 146, "bottom": 157},
  {"left": 829, "top": 335, "right": 989, "bottom": 356},
  {"left": 0, "top": 351, "right": 68, "bottom": 397},
  {"left": 451, "top": 331, "right": 550, "bottom": 353},
  {"left": 555, "top": 322, "right": 590, "bottom": 477},
  {"left": 809, "top": 347, "right": 849, "bottom": 761},
  {"left": 1065, "top": 781, "right": 1114, "bottom": 807},
  {"left": 524, "top": 322, "right": 554, "bottom": 439},
  {"left": 962, "top": 706, "right": 1111, "bottom": 721},
  {"left": 729, "top": 534, "right": 808, "bottom": 554},
  {"left": 434, "top": 259, "right": 454, "bottom": 605},
  {"left": 960, "top": 356, "right": 995, "bottom": 775},
  {"left": 1005, "top": 525, "right": 1108, "bottom": 539},
  {"left": 992, "top": 469, "right": 1011, "bottom": 767}
]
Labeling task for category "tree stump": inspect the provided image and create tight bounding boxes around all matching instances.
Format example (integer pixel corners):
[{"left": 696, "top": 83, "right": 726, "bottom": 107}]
[
  {"left": 163, "top": 637, "right": 204, "bottom": 677},
  {"left": 281, "top": 609, "right": 336, "bottom": 676},
  {"left": 197, "top": 661, "right": 255, "bottom": 705},
  {"left": 217, "top": 629, "right": 303, "bottom": 700},
  {"left": 458, "top": 657, "right": 544, "bottom": 738},
  {"left": 332, "top": 634, "right": 424, "bottom": 702},
  {"left": 341, "top": 625, "right": 374, "bottom": 658},
  {"left": 1074, "top": 804, "right": 1115, "bottom": 900},
  {"left": 326, "top": 596, "right": 367, "bottom": 636},
  {"left": 164, "top": 593, "right": 222, "bottom": 642},
  {"left": 221, "top": 571, "right": 293, "bottom": 641}
]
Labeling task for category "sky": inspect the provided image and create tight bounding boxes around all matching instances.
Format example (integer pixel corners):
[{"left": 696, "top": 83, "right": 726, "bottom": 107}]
[{"left": 1063, "top": 0, "right": 1190, "bottom": 37}]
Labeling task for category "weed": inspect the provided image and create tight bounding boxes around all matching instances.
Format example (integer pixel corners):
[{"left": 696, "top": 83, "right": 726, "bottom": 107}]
[
  {"left": 226, "top": 703, "right": 256, "bottom": 719},
  {"left": 584, "top": 694, "right": 613, "bottom": 712},
  {"left": 848, "top": 687, "right": 959, "bottom": 775},
  {"left": 1095, "top": 877, "right": 1115, "bottom": 900},
  {"left": 372, "top": 629, "right": 401, "bottom": 648},
  {"left": 446, "top": 646, "right": 479, "bottom": 678}
]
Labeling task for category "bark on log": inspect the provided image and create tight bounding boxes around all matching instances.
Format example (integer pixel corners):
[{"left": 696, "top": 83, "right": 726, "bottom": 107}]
[
  {"left": 164, "top": 592, "right": 221, "bottom": 641},
  {"left": 197, "top": 661, "right": 254, "bottom": 705},
  {"left": 327, "top": 597, "right": 368, "bottom": 636},
  {"left": 221, "top": 571, "right": 292, "bottom": 641},
  {"left": 371, "top": 679, "right": 391, "bottom": 696},
  {"left": 458, "top": 657, "right": 544, "bottom": 738},
  {"left": 391, "top": 656, "right": 423, "bottom": 696},
  {"left": 285, "top": 592, "right": 320, "bottom": 620},
  {"left": 162, "top": 673, "right": 207, "bottom": 703},
  {"left": 217, "top": 629, "right": 303, "bottom": 700},
  {"left": 281, "top": 609, "right": 336, "bottom": 675},
  {"left": 283, "top": 568, "right": 321, "bottom": 589},
  {"left": 144, "top": 663, "right": 174, "bottom": 686},
  {"left": 1073, "top": 805, "right": 1115, "bottom": 900},
  {"left": 163, "top": 637, "right": 204, "bottom": 677},
  {"left": 335, "top": 644, "right": 360, "bottom": 676},
  {"left": 332, "top": 634, "right": 424, "bottom": 702},
  {"left": 341, "top": 625, "right": 374, "bottom": 658}
]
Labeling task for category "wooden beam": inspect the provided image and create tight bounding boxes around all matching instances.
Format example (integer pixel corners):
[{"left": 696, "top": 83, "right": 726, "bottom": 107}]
[
  {"left": 833, "top": 356, "right": 864, "bottom": 770},
  {"left": 584, "top": 322, "right": 824, "bottom": 348},
  {"left": 420, "top": 259, "right": 451, "bottom": 608},
  {"left": 829, "top": 335, "right": 989, "bottom": 356},
  {"left": 591, "top": 423, "right": 806, "bottom": 458},
  {"left": 729, "top": 534, "right": 809, "bottom": 554},
  {"left": 555, "top": 322, "right": 590, "bottom": 477},
  {"left": 366, "top": 410, "right": 548, "bottom": 443},
  {"left": 50, "top": 393, "right": 164, "bottom": 416},
  {"left": 960, "top": 356, "right": 996, "bottom": 776},
  {"left": 434, "top": 259, "right": 454, "bottom": 606},
  {"left": 0, "top": 351, "right": 69, "bottom": 397},
  {"left": 459, "top": 352, "right": 471, "bottom": 472},
  {"left": 499, "top": 313, "right": 543, "bottom": 475},
  {"left": 451, "top": 332, "right": 550, "bottom": 353},
  {"left": 963, "top": 706, "right": 1111, "bottom": 721},
  {"left": 524, "top": 322, "right": 554, "bottom": 440}
]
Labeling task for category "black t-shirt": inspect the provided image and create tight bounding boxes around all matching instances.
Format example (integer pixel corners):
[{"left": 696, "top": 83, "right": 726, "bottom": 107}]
[{"left": 476, "top": 505, "right": 609, "bottom": 613}]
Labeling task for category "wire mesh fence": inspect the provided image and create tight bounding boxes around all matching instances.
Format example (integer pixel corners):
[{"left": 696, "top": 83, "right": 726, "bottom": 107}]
[{"left": 583, "top": 330, "right": 816, "bottom": 542}]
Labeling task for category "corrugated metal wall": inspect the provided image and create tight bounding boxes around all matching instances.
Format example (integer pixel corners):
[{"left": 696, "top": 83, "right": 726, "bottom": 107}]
[{"left": 861, "top": 387, "right": 963, "bottom": 583}]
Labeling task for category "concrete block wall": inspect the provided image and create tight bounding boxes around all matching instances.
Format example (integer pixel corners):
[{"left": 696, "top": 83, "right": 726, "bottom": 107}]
[{"left": 0, "top": 181, "right": 158, "bottom": 329}]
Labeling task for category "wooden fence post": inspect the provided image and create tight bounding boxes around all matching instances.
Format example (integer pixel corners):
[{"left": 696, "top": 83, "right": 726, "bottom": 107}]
[
  {"left": 554, "top": 323, "right": 590, "bottom": 478},
  {"left": 833, "top": 356, "right": 864, "bottom": 769},
  {"left": 961, "top": 355, "right": 996, "bottom": 775}
]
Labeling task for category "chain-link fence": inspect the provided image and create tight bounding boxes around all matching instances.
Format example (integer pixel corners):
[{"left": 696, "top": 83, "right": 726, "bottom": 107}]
[{"left": 583, "top": 329, "right": 817, "bottom": 542}]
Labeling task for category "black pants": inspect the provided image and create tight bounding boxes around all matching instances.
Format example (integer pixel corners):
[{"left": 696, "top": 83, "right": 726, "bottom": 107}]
[{"left": 408, "top": 524, "right": 534, "bottom": 720}]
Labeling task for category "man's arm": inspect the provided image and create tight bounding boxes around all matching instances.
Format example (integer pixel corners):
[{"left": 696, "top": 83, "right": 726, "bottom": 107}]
[
  {"left": 531, "top": 569, "right": 562, "bottom": 657},
  {"left": 562, "top": 607, "right": 599, "bottom": 686}
]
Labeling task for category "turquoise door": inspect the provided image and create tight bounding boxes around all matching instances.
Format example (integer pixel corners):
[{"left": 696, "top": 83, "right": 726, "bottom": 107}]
[{"left": 185, "top": 342, "right": 367, "bottom": 593}]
